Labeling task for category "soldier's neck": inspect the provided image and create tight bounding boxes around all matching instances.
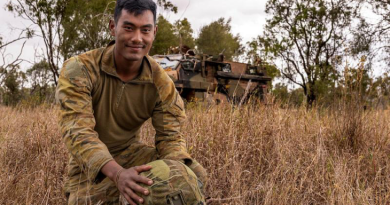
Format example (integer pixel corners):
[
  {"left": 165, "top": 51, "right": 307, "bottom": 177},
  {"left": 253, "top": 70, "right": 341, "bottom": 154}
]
[{"left": 114, "top": 53, "right": 142, "bottom": 82}]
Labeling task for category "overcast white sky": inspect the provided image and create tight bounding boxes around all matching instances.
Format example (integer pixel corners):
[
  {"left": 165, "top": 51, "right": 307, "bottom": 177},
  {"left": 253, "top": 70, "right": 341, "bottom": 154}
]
[
  {"left": 0, "top": 0, "right": 268, "bottom": 70},
  {"left": 162, "top": 0, "right": 268, "bottom": 41}
]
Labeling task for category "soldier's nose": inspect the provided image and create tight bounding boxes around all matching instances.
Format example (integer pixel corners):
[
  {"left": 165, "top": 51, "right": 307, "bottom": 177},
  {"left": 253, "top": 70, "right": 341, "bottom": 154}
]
[{"left": 131, "top": 30, "right": 142, "bottom": 43}]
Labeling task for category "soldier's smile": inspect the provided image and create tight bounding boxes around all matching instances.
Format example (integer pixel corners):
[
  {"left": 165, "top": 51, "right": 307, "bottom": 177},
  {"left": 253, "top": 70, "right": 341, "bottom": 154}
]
[{"left": 126, "top": 44, "right": 146, "bottom": 52}]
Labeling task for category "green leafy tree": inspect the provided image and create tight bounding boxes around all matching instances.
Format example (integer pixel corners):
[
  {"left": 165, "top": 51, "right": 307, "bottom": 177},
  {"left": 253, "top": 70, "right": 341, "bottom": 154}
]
[
  {"left": 376, "top": 73, "right": 390, "bottom": 97},
  {"left": 258, "top": 0, "right": 355, "bottom": 107},
  {"left": 60, "top": 0, "right": 114, "bottom": 60},
  {"left": 350, "top": 18, "right": 373, "bottom": 56},
  {"left": 174, "top": 18, "right": 195, "bottom": 49},
  {"left": 272, "top": 83, "right": 289, "bottom": 104},
  {"left": 26, "top": 60, "right": 54, "bottom": 103},
  {"left": 272, "top": 83, "right": 305, "bottom": 107},
  {"left": 371, "top": 73, "right": 390, "bottom": 108},
  {"left": 156, "top": 0, "right": 177, "bottom": 13},
  {"left": 150, "top": 15, "right": 177, "bottom": 55},
  {"left": 1, "top": 67, "right": 25, "bottom": 106},
  {"left": 150, "top": 17, "right": 196, "bottom": 55},
  {"left": 196, "top": 18, "right": 243, "bottom": 61}
]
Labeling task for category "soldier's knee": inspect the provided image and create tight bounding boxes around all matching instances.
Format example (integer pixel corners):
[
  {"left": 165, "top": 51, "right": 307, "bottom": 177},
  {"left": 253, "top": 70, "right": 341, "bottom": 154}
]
[
  {"left": 188, "top": 160, "right": 208, "bottom": 186},
  {"left": 138, "top": 159, "right": 206, "bottom": 205}
]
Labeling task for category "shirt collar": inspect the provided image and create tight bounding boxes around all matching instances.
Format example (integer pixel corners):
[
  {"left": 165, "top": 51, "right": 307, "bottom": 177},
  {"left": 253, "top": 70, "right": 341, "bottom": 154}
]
[{"left": 100, "top": 40, "right": 154, "bottom": 84}]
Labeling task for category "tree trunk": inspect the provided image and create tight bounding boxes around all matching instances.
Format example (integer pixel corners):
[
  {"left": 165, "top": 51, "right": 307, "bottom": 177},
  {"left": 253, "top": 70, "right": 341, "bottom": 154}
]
[{"left": 306, "top": 85, "right": 316, "bottom": 109}]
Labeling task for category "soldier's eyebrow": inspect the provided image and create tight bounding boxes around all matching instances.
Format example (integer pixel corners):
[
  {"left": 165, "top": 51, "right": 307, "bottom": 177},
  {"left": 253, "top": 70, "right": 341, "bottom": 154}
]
[{"left": 122, "top": 21, "right": 153, "bottom": 28}]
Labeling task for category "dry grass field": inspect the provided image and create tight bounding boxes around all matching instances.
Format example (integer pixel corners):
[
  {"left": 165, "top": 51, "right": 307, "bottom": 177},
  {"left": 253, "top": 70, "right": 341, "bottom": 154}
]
[{"left": 0, "top": 102, "right": 389, "bottom": 204}]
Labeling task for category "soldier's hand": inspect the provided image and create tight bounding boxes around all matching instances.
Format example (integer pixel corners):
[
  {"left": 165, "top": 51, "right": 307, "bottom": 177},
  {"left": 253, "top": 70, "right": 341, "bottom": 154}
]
[{"left": 116, "top": 165, "right": 153, "bottom": 205}]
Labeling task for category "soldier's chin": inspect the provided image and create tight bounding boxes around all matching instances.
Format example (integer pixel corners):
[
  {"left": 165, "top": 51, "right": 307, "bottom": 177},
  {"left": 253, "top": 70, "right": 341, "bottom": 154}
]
[{"left": 124, "top": 54, "right": 143, "bottom": 61}]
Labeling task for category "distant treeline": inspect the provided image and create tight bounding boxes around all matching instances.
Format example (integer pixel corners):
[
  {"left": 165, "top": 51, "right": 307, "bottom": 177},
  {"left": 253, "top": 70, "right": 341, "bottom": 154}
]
[{"left": 0, "top": 0, "right": 389, "bottom": 108}]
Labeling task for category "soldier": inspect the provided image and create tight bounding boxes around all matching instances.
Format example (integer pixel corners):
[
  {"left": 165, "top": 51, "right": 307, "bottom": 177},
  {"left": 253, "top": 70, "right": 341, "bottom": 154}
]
[{"left": 55, "top": 0, "right": 207, "bottom": 204}]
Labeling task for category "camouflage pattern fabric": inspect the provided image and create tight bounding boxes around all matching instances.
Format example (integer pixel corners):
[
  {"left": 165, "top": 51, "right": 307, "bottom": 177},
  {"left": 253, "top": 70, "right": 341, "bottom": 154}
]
[
  {"left": 56, "top": 41, "right": 207, "bottom": 204},
  {"left": 66, "top": 143, "right": 205, "bottom": 205},
  {"left": 137, "top": 159, "right": 205, "bottom": 205}
]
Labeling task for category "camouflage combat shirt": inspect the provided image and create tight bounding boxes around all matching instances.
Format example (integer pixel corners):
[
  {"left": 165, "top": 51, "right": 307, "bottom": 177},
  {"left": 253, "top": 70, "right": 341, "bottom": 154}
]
[{"left": 56, "top": 41, "right": 191, "bottom": 189}]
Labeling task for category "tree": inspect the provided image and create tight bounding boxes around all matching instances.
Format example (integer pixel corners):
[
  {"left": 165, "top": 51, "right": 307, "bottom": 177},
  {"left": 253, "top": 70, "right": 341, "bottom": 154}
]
[
  {"left": 156, "top": 0, "right": 178, "bottom": 13},
  {"left": 150, "top": 15, "right": 177, "bottom": 55},
  {"left": 351, "top": 0, "right": 390, "bottom": 68},
  {"left": 371, "top": 73, "right": 390, "bottom": 109},
  {"left": 196, "top": 18, "right": 243, "bottom": 61},
  {"left": 272, "top": 83, "right": 305, "bottom": 107},
  {"left": 60, "top": 0, "right": 114, "bottom": 60},
  {"left": 6, "top": 0, "right": 66, "bottom": 85},
  {"left": 258, "top": 0, "right": 355, "bottom": 107},
  {"left": 26, "top": 60, "right": 54, "bottom": 103},
  {"left": 370, "top": 0, "right": 390, "bottom": 63},
  {"left": 174, "top": 18, "right": 195, "bottom": 49},
  {"left": 0, "top": 66, "right": 25, "bottom": 106},
  {"left": 0, "top": 30, "right": 31, "bottom": 94},
  {"left": 150, "top": 17, "right": 196, "bottom": 55}
]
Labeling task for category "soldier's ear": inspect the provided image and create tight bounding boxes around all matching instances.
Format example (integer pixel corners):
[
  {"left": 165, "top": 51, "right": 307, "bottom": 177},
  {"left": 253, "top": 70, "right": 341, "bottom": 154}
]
[
  {"left": 153, "top": 25, "right": 158, "bottom": 39},
  {"left": 109, "top": 19, "right": 116, "bottom": 37}
]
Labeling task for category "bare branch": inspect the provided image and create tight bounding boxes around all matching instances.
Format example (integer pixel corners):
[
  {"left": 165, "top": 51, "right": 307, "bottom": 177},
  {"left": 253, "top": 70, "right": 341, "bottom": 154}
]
[
  {"left": 0, "top": 37, "right": 28, "bottom": 50},
  {"left": 4, "top": 41, "right": 27, "bottom": 71}
]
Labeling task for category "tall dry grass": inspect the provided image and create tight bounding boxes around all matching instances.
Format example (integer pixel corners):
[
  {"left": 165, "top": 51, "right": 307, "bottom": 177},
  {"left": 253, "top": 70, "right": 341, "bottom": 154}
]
[
  {"left": 0, "top": 105, "right": 67, "bottom": 204},
  {"left": 0, "top": 102, "right": 389, "bottom": 204}
]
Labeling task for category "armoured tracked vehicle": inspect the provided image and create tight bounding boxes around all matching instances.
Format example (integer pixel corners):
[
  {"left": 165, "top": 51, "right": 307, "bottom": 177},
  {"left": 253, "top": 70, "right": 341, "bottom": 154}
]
[{"left": 152, "top": 52, "right": 272, "bottom": 104}]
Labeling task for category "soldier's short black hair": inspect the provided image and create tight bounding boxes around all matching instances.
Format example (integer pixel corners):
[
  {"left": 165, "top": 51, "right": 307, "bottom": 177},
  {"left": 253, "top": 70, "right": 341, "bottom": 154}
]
[{"left": 114, "top": 0, "right": 157, "bottom": 24}]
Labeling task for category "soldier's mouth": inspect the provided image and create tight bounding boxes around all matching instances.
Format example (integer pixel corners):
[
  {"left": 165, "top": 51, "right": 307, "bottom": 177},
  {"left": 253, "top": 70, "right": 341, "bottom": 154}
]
[
  {"left": 125, "top": 45, "right": 146, "bottom": 52},
  {"left": 126, "top": 44, "right": 146, "bottom": 49}
]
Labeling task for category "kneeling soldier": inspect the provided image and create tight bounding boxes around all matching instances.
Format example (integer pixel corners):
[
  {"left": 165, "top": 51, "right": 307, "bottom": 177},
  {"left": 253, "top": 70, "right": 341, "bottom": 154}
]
[{"left": 56, "top": 0, "right": 207, "bottom": 204}]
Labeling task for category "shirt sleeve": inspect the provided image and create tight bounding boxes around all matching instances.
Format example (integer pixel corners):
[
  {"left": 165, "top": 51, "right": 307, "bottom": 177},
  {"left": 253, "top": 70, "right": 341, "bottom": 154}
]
[
  {"left": 151, "top": 74, "right": 193, "bottom": 165},
  {"left": 56, "top": 57, "right": 113, "bottom": 182}
]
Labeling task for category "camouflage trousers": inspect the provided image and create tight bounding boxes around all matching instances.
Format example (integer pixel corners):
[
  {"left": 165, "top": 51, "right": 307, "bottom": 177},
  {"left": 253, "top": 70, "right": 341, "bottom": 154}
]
[{"left": 65, "top": 142, "right": 206, "bottom": 205}]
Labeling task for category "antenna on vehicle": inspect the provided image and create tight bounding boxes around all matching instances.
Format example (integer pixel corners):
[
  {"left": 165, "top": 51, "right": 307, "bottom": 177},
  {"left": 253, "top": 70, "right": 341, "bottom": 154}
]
[{"left": 218, "top": 49, "right": 226, "bottom": 62}]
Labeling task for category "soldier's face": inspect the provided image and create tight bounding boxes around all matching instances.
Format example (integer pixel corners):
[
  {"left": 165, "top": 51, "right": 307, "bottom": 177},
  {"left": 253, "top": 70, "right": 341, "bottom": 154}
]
[{"left": 110, "top": 10, "right": 157, "bottom": 62}]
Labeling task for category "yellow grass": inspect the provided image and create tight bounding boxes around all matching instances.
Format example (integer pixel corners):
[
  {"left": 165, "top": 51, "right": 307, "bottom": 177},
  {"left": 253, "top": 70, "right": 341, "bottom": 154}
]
[{"left": 0, "top": 103, "right": 389, "bottom": 204}]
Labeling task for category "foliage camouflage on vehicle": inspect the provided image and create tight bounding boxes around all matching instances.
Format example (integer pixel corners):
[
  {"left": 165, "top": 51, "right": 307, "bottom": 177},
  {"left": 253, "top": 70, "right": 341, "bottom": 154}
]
[{"left": 152, "top": 49, "right": 272, "bottom": 104}]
